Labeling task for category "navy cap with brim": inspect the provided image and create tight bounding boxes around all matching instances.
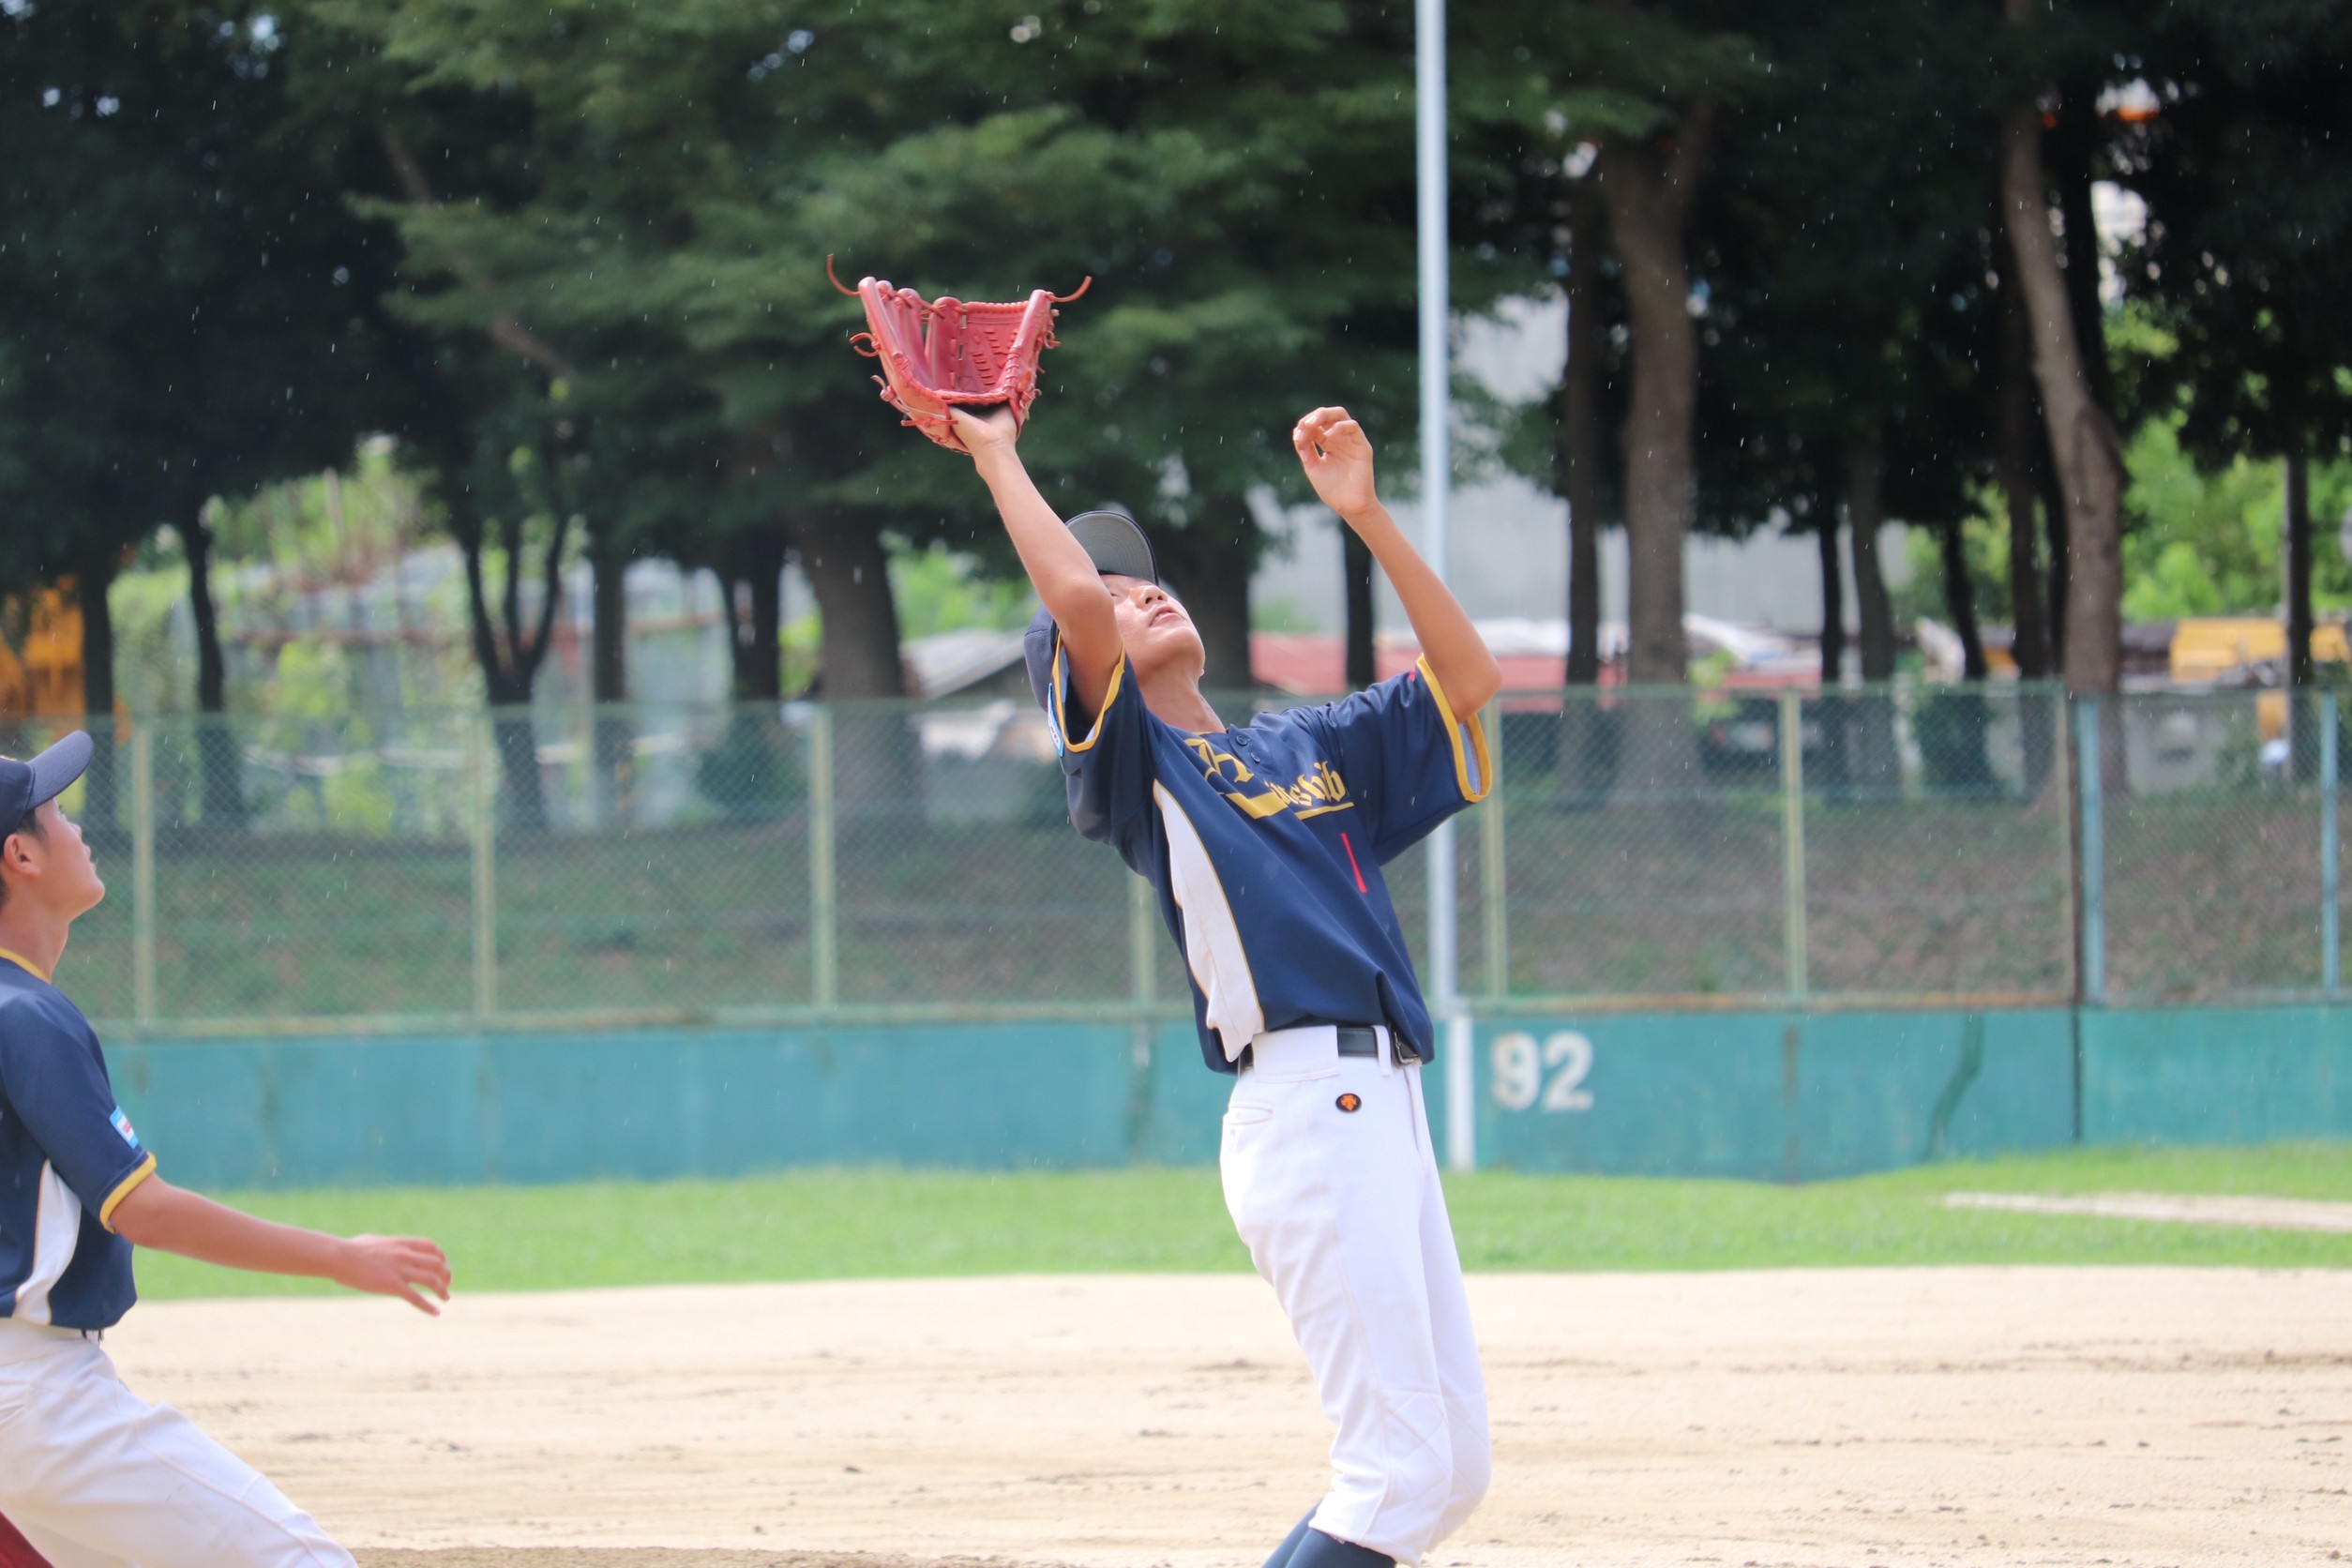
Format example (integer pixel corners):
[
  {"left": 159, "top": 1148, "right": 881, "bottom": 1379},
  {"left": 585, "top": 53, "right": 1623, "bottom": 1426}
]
[
  {"left": 0, "top": 731, "right": 92, "bottom": 825},
  {"left": 1023, "top": 511, "right": 1158, "bottom": 711}
]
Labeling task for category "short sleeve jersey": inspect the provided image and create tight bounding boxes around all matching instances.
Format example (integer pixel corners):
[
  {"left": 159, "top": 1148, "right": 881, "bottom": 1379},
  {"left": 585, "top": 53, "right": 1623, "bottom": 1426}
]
[
  {"left": 1042, "top": 644, "right": 1491, "bottom": 1073},
  {"left": 0, "top": 954, "right": 154, "bottom": 1330}
]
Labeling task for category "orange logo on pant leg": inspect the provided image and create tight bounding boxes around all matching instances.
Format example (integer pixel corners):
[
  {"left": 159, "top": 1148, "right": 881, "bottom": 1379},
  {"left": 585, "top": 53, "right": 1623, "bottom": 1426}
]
[{"left": 1335, "top": 1093, "right": 1362, "bottom": 1113}]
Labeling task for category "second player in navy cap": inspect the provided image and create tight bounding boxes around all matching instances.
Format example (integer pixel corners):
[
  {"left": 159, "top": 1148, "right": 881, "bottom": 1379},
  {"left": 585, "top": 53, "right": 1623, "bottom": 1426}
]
[{"left": 0, "top": 731, "right": 451, "bottom": 1563}]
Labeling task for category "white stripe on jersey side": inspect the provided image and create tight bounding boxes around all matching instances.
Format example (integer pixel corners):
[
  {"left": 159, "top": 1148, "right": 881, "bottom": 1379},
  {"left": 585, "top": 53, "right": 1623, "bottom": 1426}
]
[
  {"left": 12, "top": 1162, "right": 83, "bottom": 1326},
  {"left": 1152, "top": 782, "right": 1263, "bottom": 1062}
]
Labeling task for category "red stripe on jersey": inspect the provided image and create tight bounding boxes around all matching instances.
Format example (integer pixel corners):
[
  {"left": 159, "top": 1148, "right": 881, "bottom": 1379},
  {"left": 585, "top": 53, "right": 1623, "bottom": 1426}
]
[{"left": 1339, "top": 830, "right": 1368, "bottom": 894}]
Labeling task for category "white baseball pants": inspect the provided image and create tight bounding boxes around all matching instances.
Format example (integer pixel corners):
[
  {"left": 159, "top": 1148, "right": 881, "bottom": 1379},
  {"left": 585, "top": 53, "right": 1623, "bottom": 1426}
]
[
  {"left": 0, "top": 1322, "right": 353, "bottom": 1568},
  {"left": 1221, "top": 1025, "right": 1491, "bottom": 1566}
]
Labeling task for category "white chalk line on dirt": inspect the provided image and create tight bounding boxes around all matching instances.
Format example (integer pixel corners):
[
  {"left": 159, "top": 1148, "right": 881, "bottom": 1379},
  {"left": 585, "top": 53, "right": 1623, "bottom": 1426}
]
[{"left": 1944, "top": 1189, "right": 2352, "bottom": 1231}]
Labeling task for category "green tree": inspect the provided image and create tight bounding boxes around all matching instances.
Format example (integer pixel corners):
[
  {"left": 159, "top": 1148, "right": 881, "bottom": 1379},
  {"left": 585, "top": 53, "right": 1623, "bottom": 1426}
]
[
  {"left": 325, "top": 0, "right": 1436, "bottom": 708},
  {"left": 2122, "top": 0, "right": 2352, "bottom": 704},
  {"left": 0, "top": 0, "right": 390, "bottom": 824}
]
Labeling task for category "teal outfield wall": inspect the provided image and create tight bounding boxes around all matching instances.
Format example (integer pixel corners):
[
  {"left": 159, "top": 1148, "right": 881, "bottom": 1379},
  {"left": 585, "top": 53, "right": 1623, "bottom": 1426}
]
[
  {"left": 103, "top": 1003, "right": 2346, "bottom": 1190},
  {"left": 1473, "top": 1010, "right": 2078, "bottom": 1180},
  {"left": 2080, "top": 1004, "right": 2352, "bottom": 1147}
]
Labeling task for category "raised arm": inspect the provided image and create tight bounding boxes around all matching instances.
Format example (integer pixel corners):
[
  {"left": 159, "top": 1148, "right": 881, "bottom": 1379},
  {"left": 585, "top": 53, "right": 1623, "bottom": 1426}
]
[
  {"left": 112, "top": 1176, "right": 451, "bottom": 1315},
  {"left": 1292, "top": 407, "right": 1502, "bottom": 716},
  {"left": 950, "top": 406, "right": 1123, "bottom": 716}
]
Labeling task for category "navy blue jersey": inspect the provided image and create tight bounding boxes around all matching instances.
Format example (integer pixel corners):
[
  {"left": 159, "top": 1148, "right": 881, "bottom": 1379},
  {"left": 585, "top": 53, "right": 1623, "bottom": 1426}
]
[
  {"left": 0, "top": 952, "right": 152, "bottom": 1330},
  {"left": 1042, "top": 642, "right": 1490, "bottom": 1072}
]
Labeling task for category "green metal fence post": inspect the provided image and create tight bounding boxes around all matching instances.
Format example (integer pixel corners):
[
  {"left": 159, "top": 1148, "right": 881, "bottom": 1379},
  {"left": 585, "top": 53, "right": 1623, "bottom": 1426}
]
[
  {"left": 470, "top": 719, "right": 498, "bottom": 1017},
  {"left": 2076, "top": 695, "right": 2106, "bottom": 1003},
  {"left": 129, "top": 724, "right": 156, "bottom": 1026},
  {"left": 808, "top": 704, "right": 838, "bottom": 1009},
  {"left": 1481, "top": 728, "right": 1508, "bottom": 1000},
  {"left": 2321, "top": 690, "right": 2340, "bottom": 995},
  {"left": 1779, "top": 686, "right": 1808, "bottom": 1003}
]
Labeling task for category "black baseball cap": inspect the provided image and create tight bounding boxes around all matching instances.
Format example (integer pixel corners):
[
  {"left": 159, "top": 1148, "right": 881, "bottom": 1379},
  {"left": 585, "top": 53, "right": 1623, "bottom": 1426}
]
[
  {"left": 0, "top": 732, "right": 92, "bottom": 827},
  {"left": 1066, "top": 509, "right": 1156, "bottom": 584},
  {"left": 1023, "top": 510, "right": 1160, "bottom": 710}
]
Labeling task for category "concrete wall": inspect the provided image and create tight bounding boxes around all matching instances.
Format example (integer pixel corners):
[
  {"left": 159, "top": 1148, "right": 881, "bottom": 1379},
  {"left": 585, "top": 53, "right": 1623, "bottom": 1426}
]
[{"left": 103, "top": 1004, "right": 2346, "bottom": 1191}]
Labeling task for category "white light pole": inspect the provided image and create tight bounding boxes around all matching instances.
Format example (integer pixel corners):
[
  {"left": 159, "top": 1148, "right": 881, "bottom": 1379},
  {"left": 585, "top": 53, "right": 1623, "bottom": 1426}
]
[{"left": 1416, "top": 0, "right": 1475, "bottom": 1173}]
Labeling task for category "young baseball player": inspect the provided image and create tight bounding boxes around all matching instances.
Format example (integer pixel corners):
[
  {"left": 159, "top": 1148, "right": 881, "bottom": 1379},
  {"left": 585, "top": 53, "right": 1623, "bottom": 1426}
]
[
  {"left": 0, "top": 732, "right": 451, "bottom": 1567},
  {"left": 950, "top": 403, "right": 1499, "bottom": 1568}
]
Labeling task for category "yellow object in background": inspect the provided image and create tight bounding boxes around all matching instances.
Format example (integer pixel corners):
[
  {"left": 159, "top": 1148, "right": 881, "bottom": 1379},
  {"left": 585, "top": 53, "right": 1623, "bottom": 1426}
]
[
  {"left": 2167, "top": 617, "right": 2349, "bottom": 743},
  {"left": 0, "top": 588, "right": 89, "bottom": 718},
  {"left": 2169, "top": 616, "right": 2349, "bottom": 685}
]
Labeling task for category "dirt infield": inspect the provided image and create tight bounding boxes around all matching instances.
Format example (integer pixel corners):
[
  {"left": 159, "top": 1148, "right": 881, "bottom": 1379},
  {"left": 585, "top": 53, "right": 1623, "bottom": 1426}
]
[{"left": 97, "top": 1270, "right": 2350, "bottom": 1568}]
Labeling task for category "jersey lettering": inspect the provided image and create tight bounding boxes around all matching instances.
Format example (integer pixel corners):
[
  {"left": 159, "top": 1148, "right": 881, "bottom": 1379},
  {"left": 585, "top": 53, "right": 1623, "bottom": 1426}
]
[{"left": 1182, "top": 738, "right": 1353, "bottom": 823}]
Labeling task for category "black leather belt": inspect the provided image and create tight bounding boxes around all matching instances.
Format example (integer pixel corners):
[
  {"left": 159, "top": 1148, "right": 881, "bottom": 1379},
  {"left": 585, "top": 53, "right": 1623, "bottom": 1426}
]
[{"left": 1336, "top": 1025, "right": 1419, "bottom": 1063}]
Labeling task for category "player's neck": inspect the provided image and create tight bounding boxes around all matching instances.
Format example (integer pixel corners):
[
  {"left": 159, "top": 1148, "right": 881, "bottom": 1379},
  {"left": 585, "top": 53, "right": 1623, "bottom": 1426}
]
[
  {"left": 1137, "top": 665, "right": 1224, "bottom": 734},
  {"left": 0, "top": 897, "right": 68, "bottom": 985}
]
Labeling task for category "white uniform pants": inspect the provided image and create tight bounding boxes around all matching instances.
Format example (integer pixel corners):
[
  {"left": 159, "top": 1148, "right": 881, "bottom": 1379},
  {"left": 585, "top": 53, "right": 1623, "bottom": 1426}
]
[
  {"left": 0, "top": 1323, "right": 353, "bottom": 1568},
  {"left": 1220, "top": 1025, "right": 1491, "bottom": 1565}
]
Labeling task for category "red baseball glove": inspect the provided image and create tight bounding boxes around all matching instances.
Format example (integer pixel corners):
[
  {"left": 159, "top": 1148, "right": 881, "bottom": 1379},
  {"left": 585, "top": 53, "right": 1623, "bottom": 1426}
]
[{"left": 830, "top": 257, "right": 1089, "bottom": 453}]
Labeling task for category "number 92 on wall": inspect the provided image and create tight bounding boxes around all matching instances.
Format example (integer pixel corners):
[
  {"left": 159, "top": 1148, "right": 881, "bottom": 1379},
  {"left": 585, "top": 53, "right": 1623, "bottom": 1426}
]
[{"left": 1489, "top": 1031, "right": 1595, "bottom": 1113}]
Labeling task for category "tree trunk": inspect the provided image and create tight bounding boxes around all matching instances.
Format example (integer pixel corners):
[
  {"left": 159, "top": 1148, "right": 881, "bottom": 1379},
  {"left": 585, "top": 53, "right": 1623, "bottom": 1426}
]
[
  {"left": 2038, "top": 434, "right": 2069, "bottom": 668},
  {"left": 1848, "top": 433, "right": 1896, "bottom": 683},
  {"left": 1924, "top": 513, "right": 1996, "bottom": 790},
  {"left": 714, "top": 525, "right": 791, "bottom": 703},
  {"left": 1561, "top": 181, "right": 1608, "bottom": 687},
  {"left": 2046, "top": 83, "right": 2118, "bottom": 420},
  {"left": 1998, "top": 86, "right": 2125, "bottom": 697},
  {"left": 2284, "top": 449, "right": 2314, "bottom": 687},
  {"left": 185, "top": 509, "right": 248, "bottom": 828},
  {"left": 1847, "top": 433, "right": 1900, "bottom": 796},
  {"left": 1817, "top": 516, "right": 1847, "bottom": 688},
  {"left": 1597, "top": 104, "right": 1713, "bottom": 689},
  {"left": 1994, "top": 245, "right": 2052, "bottom": 680},
  {"left": 792, "top": 509, "right": 912, "bottom": 808},
  {"left": 589, "top": 535, "right": 628, "bottom": 704},
  {"left": 73, "top": 550, "right": 119, "bottom": 834},
  {"left": 2285, "top": 448, "right": 2318, "bottom": 782},
  {"left": 451, "top": 491, "right": 566, "bottom": 830},
  {"left": 1597, "top": 100, "right": 1713, "bottom": 792},
  {"left": 1938, "top": 517, "right": 1991, "bottom": 682},
  {"left": 1343, "top": 529, "right": 1376, "bottom": 691},
  {"left": 746, "top": 546, "right": 784, "bottom": 703},
  {"left": 587, "top": 532, "right": 631, "bottom": 824},
  {"left": 1153, "top": 520, "right": 1256, "bottom": 695},
  {"left": 792, "top": 512, "right": 905, "bottom": 701},
  {"left": 1815, "top": 515, "right": 1851, "bottom": 796}
]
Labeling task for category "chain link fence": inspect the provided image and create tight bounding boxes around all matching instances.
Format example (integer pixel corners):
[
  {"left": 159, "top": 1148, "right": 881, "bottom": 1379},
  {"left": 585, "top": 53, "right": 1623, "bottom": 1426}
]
[{"left": 3, "top": 681, "right": 2342, "bottom": 1031}]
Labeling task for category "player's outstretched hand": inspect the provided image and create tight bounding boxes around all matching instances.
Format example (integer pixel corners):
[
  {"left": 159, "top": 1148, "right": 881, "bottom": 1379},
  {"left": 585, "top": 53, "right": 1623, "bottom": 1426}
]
[
  {"left": 1292, "top": 406, "right": 1378, "bottom": 520},
  {"left": 947, "top": 404, "right": 1020, "bottom": 460},
  {"left": 333, "top": 1234, "right": 453, "bottom": 1316}
]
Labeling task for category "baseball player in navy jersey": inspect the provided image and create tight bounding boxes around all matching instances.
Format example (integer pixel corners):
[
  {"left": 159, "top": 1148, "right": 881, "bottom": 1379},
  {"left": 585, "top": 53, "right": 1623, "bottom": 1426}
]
[
  {"left": 0, "top": 733, "right": 451, "bottom": 1567},
  {"left": 949, "top": 403, "right": 1500, "bottom": 1568}
]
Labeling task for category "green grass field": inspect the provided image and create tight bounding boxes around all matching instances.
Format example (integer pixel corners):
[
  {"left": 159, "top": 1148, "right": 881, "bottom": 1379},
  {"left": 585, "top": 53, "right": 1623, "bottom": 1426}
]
[{"left": 132, "top": 1142, "right": 2352, "bottom": 1302}]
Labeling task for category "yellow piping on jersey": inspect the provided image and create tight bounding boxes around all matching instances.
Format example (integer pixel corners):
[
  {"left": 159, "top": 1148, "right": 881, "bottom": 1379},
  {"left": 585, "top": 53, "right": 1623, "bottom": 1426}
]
[
  {"left": 98, "top": 1151, "right": 156, "bottom": 1232},
  {"left": 1052, "top": 643, "right": 1127, "bottom": 754},
  {"left": 1416, "top": 656, "right": 1493, "bottom": 805},
  {"left": 0, "top": 946, "right": 53, "bottom": 983}
]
